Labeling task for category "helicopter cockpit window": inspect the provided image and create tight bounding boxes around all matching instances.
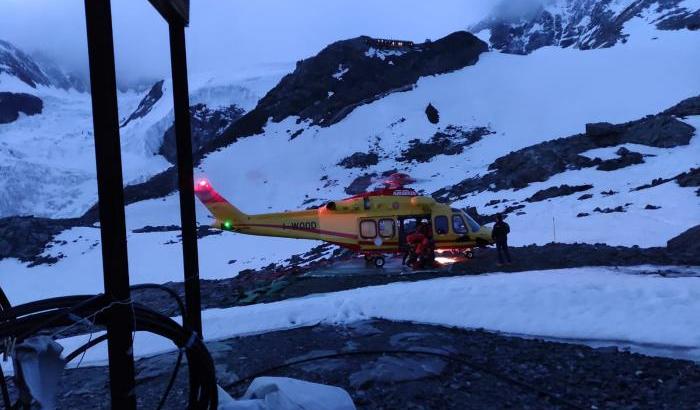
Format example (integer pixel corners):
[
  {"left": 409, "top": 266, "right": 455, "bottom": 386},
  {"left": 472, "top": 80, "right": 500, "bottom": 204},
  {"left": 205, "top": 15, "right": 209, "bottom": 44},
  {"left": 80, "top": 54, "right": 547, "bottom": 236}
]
[
  {"left": 360, "top": 220, "right": 377, "bottom": 239},
  {"left": 464, "top": 213, "right": 481, "bottom": 232},
  {"left": 434, "top": 216, "right": 448, "bottom": 235},
  {"left": 378, "top": 219, "right": 395, "bottom": 238},
  {"left": 452, "top": 214, "right": 468, "bottom": 234}
]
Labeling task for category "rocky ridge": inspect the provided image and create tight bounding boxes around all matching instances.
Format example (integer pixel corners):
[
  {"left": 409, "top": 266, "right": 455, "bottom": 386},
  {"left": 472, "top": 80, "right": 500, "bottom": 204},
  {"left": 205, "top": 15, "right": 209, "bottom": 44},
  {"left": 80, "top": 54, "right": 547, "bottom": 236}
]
[
  {"left": 472, "top": 0, "right": 700, "bottom": 55},
  {"left": 210, "top": 31, "right": 488, "bottom": 149},
  {"left": 433, "top": 96, "right": 699, "bottom": 202}
]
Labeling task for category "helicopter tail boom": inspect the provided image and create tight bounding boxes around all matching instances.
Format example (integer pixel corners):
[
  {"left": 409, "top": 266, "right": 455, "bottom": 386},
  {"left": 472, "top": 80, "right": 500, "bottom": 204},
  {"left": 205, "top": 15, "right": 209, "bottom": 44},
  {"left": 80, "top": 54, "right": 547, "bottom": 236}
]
[{"left": 194, "top": 179, "right": 248, "bottom": 230}]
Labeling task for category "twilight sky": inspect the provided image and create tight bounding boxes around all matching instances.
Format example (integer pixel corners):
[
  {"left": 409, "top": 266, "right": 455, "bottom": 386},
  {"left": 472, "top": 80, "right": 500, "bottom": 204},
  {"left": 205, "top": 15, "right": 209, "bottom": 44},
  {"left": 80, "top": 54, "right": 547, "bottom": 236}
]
[{"left": 0, "top": 0, "right": 499, "bottom": 87}]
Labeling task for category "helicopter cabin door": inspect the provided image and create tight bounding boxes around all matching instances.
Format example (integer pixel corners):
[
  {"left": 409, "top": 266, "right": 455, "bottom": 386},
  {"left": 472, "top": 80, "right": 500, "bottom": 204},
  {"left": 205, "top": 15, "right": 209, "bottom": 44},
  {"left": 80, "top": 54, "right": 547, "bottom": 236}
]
[{"left": 397, "top": 215, "right": 431, "bottom": 251}]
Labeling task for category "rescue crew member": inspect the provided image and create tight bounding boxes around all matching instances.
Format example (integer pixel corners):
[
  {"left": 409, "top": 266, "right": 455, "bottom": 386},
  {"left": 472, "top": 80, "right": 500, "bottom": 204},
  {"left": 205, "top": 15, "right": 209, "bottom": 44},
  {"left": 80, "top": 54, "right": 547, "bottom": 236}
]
[
  {"left": 405, "top": 224, "right": 426, "bottom": 266},
  {"left": 492, "top": 213, "right": 512, "bottom": 265}
]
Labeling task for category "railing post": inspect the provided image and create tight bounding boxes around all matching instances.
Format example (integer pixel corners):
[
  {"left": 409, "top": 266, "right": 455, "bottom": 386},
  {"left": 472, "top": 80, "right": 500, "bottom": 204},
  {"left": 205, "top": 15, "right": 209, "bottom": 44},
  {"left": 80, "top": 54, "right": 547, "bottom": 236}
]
[
  {"left": 83, "top": 0, "right": 137, "bottom": 408},
  {"left": 169, "top": 21, "right": 203, "bottom": 336}
]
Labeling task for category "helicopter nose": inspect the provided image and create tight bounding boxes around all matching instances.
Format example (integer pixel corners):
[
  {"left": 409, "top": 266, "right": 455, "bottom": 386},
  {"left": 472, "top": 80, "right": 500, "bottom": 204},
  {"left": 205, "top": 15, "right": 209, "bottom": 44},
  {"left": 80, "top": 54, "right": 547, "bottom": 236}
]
[{"left": 481, "top": 226, "right": 493, "bottom": 242}]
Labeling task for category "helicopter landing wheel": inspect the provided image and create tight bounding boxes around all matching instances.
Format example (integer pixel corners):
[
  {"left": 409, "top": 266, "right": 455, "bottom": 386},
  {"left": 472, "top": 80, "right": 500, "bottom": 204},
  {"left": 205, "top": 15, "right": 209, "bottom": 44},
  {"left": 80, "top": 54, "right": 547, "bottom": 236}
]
[
  {"left": 465, "top": 250, "right": 474, "bottom": 259},
  {"left": 373, "top": 256, "right": 385, "bottom": 268}
]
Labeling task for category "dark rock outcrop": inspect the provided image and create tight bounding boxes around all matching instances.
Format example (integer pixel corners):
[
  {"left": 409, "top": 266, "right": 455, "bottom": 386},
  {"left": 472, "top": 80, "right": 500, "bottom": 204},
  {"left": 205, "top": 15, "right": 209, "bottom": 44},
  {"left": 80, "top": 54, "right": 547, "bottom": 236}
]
[
  {"left": 0, "top": 39, "right": 52, "bottom": 88},
  {"left": 433, "top": 104, "right": 697, "bottom": 202},
  {"left": 596, "top": 147, "right": 644, "bottom": 171},
  {"left": 82, "top": 167, "right": 179, "bottom": 224},
  {"left": 472, "top": 0, "right": 699, "bottom": 55},
  {"left": 631, "top": 177, "right": 673, "bottom": 191},
  {"left": 675, "top": 167, "right": 700, "bottom": 188},
  {"left": 585, "top": 116, "right": 694, "bottom": 148},
  {"left": 132, "top": 225, "right": 180, "bottom": 233},
  {"left": 214, "top": 32, "right": 488, "bottom": 147},
  {"left": 338, "top": 152, "right": 379, "bottom": 169},
  {"left": 120, "top": 80, "right": 164, "bottom": 127},
  {"left": 0, "top": 216, "right": 87, "bottom": 264},
  {"left": 398, "top": 126, "right": 493, "bottom": 163},
  {"left": 593, "top": 206, "right": 625, "bottom": 214},
  {"left": 425, "top": 103, "right": 440, "bottom": 124},
  {"left": 0, "top": 92, "right": 43, "bottom": 124},
  {"left": 663, "top": 95, "right": 700, "bottom": 118},
  {"left": 159, "top": 103, "right": 244, "bottom": 164},
  {"left": 526, "top": 184, "right": 593, "bottom": 202},
  {"left": 667, "top": 225, "right": 700, "bottom": 258},
  {"left": 345, "top": 173, "right": 376, "bottom": 195},
  {"left": 632, "top": 168, "right": 700, "bottom": 196}
]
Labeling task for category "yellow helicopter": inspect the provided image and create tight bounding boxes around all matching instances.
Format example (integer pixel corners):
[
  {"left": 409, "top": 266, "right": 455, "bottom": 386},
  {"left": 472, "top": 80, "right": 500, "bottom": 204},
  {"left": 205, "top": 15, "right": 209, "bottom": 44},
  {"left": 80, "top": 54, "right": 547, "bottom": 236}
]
[{"left": 194, "top": 173, "right": 493, "bottom": 267}]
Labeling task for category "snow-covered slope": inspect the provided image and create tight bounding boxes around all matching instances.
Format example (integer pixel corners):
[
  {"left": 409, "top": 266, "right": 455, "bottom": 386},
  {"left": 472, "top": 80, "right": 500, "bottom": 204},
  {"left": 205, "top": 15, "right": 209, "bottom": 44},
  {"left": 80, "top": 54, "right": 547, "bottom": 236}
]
[
  {"left": 0, "top": 1, "right": 698, "bottom": 306},
  {"left": 197, "top": 22, "right": 699, "bottom": 245},
  {"left": 0, "top": 47, "right": 292, "bottom": 218},
  {"left": 472, "top": 0, "right": 700, "bottom": 54},
  {"left": 4, "top": 265, "right": 700, "bottom": 375}
]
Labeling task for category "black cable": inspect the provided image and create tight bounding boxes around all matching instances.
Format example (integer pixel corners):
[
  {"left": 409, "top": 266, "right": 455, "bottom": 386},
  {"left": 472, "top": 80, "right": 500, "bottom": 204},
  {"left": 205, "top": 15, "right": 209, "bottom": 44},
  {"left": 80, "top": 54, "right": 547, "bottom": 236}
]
[
  {"left": 226, "top": 348, "right": 585, "bottom": 410},
  {"left": 64, "top": 334, "right": 108, "bottom": 364},
  {"left": 0, "top": 292, "right": 218, "bottom": 409},
  {"left": 156, "top": 349, "right": 184, "bottom": 410},
  {"left": 129, "top": 283, "right": 186, "bottom": 319}
]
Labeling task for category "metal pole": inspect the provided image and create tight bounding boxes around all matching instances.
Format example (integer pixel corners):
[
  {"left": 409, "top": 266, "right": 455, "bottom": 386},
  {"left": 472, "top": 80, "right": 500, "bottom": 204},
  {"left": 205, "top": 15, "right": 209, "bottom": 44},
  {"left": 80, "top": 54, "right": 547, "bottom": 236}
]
[
  {"left": 169, "top": 22, "right": 203, "bottom": 336},
  {"left": 84, "top": 0, "right": 137, "bottom": 408}
]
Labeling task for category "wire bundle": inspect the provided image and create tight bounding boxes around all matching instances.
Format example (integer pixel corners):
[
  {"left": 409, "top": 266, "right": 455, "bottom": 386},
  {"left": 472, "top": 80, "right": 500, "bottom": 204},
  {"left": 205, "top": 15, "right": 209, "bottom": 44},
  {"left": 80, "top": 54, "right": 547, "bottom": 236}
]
[{"left": 0, "top": 284, "right": 218, "bottom": 409}]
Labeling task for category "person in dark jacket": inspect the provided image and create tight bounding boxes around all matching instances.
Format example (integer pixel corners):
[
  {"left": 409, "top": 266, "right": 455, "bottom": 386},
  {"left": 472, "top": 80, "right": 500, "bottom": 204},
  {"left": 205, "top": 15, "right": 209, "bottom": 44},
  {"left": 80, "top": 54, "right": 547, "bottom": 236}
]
[{"left": 491, "top": 214, "right": 512, "bottom": 265}]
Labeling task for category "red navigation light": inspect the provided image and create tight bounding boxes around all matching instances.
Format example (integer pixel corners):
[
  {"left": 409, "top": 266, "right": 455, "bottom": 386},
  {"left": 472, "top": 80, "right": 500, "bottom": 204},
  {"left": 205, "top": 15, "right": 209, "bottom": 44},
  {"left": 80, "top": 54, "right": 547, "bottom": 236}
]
[{"left": 196, "top": 179, "right": 210, "bottom": 190}]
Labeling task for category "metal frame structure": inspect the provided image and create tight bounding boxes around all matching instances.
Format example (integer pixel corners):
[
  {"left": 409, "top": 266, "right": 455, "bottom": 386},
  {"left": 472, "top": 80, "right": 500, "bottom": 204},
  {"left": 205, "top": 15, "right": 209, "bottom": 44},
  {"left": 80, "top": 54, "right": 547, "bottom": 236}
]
[{"left": 83, "top": 0, "right": 198, "bottom": 407}]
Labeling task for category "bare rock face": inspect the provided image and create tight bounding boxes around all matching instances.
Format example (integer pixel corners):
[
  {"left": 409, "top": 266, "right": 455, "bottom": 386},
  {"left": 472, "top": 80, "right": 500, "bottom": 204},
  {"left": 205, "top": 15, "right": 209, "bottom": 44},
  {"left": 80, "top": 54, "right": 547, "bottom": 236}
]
[
  {"left": 526, "top": 184, "right": 593, "bottom": 202},
  {"left": 425, "top": 103, "right": 440, "bottom": 124},
  {"left": 345, "top": 174, "right": 377, "bottom": 195},
  {"left": 398, "top": 126, "right": 493, "bottom": 164},
  {"left": 120, "top": 80, "right": 164, "bottom": 127},
  {"left": 472, "top": 0, "right": 700, "bottom": 55},
  {"left": 159, "top": 103, "right": 244, "bottom": 164},
  {"left": 663, "top": 96, "right": 700, "bottom": 118},
  {"left": 215, "top": 31, "right": 488, "bottom": 147},
  {"left": 596, "top": 147, "right": 644, "bottom": 171},
  {"left": 433, "top": 100, "right": 697, "bottom": 202},
  {"left": 0, "top": 92, "right": 43, "bottom": 124},
  {"left": 0, "top": 216, "right": 85, "bottom": 264},
  {"left": 338, "top": 152, "right": 379, "bottom": 169},
  {"left": 667, "top": 225, "right": 700, "bottom": 257},
  {"left": 0, "top": 39, "right": 52, "bottom": 88}
]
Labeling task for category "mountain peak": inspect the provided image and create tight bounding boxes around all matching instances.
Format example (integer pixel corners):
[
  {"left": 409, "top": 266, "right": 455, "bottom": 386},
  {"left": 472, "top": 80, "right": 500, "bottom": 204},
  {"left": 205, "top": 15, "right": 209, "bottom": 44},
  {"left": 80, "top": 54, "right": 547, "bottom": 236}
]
[
  {"left": 472, "top": 0, "right": 700, "bottom": 54},
  {"left": 0, "top": 39, "right": 87, "bottom": 91}
]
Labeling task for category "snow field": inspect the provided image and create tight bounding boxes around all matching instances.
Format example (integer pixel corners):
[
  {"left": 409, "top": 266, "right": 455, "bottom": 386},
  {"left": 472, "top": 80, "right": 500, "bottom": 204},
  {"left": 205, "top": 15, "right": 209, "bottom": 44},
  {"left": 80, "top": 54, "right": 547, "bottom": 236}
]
[{"left": 4, "top": 265, "right": 699, "bottom": 375}]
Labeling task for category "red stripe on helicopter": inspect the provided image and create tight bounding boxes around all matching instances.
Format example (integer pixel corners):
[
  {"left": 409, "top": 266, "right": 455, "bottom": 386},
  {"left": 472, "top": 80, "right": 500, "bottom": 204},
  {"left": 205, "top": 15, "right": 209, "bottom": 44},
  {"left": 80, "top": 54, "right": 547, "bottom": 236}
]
[{"left": 235, "top": 223, "right": 357, "bottom": 239}]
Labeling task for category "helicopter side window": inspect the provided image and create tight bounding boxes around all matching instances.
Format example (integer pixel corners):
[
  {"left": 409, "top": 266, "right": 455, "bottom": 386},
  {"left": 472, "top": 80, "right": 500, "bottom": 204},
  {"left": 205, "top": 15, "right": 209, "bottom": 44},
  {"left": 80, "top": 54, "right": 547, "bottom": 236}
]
[
  {"left": 464, "top": 213, "right": 481, "bottom": 232},
  {"left": 452, "top": 215, "right": 468, "bottom": 234},
  {"left": 360, "top": 220, "right": 377, "bottom": 239},
  {"left": 378, "top": 219, "right": 395, "bottom": 238},
  {"left": 434, "top": 216, "right": 449, "bottom": 235}
]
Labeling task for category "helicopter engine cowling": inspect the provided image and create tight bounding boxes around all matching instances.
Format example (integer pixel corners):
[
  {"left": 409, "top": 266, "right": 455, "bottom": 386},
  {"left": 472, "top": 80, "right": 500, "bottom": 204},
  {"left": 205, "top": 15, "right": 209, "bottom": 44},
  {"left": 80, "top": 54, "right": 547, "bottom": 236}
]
[{"left": 410, "top": 196, "right": 435, "bottom": 209}]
